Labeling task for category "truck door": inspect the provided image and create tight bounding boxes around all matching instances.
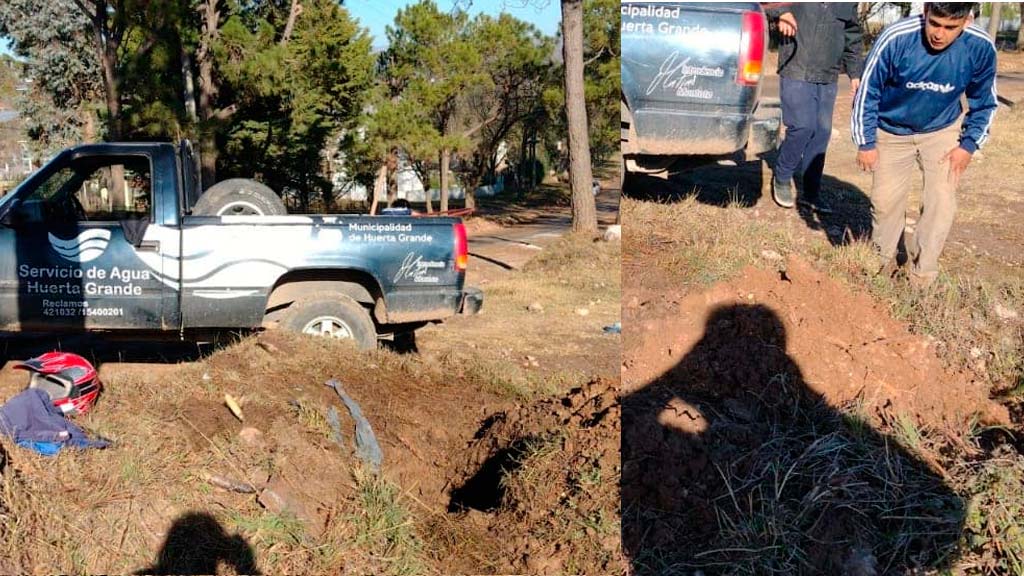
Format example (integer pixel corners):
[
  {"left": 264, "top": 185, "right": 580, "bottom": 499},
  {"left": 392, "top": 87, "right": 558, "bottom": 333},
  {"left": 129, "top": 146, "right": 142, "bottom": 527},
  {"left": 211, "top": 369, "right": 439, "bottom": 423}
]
[{"left": 0, "top": 154, "right": 168, "bottom": 331}]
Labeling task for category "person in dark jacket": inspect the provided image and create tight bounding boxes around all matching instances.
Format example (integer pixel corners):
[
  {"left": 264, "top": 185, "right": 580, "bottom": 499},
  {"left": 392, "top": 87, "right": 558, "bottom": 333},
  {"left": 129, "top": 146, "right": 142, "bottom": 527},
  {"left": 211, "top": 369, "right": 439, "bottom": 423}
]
[
  {"left": 768, "top": 3, "right": 864, "bottom": 210},
  {"left": 852, "top": 2, "right": 996, "bottom": 287}
]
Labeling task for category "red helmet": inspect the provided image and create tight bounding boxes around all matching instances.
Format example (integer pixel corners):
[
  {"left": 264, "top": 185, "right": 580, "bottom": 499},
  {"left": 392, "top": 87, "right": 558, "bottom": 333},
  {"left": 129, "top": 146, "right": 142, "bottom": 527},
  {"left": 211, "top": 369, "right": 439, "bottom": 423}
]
[{"left": 16, "top": 352, "right": 101, "bottom": 416}]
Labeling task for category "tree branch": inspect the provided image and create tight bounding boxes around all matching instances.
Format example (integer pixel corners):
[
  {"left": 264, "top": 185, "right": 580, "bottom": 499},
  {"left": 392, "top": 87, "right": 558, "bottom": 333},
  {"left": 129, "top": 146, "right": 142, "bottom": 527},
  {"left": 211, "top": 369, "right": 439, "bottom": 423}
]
[
  {"left": 213, "top": 103, "right": 237, "bottom": 122},
  {"left": 71, "top": 0, "right": 97, "bottom": 24},
  {"left": 583, "top": 45, "right": 607, "bottom": 68},
  {"left": 281, "top": 0, "right": 303, "bottom": 45}
]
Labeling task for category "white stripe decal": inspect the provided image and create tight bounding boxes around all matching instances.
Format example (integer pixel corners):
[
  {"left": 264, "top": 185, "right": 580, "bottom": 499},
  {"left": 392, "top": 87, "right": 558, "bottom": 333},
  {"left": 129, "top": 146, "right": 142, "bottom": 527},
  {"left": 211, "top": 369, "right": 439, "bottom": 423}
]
[
  {"left": 963, "top": 27, "right": 998, "bottom": 148},
  {"left": 852, "top": 18, "right": 922, "bottom": 145},
  {"left": 192, "top": 289, "right": 261, "bottom": 300}
]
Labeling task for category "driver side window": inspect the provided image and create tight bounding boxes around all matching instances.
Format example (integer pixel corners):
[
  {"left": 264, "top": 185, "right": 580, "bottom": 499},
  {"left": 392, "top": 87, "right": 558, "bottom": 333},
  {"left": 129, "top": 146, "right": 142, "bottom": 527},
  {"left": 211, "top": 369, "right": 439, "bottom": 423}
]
[
  {"left": 15, "top": 156, "right": 152, "bottom": 224},
  {"left": 74, "top": 160, "right": 152, "bottom": 221}
]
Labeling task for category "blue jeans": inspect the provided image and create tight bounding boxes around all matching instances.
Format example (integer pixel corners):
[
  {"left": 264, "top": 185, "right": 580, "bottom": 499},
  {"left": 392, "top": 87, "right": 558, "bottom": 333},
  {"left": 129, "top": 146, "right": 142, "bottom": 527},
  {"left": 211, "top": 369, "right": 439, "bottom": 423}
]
[{"left": 775, "top": 77, "right": 839, "bottom": 199}]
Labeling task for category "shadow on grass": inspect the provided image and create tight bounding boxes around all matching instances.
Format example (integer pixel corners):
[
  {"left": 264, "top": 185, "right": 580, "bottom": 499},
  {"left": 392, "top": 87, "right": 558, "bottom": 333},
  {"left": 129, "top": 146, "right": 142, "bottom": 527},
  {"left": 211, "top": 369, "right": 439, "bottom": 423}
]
[
  {"left": 624, "top": 152, "right": 872, "bottom": 246},
  {"left": 621, "top": 304, "right": 963, "bottom": 574},
  {"left": 137, "top": 512, "right": 259, "bottom": 575}
]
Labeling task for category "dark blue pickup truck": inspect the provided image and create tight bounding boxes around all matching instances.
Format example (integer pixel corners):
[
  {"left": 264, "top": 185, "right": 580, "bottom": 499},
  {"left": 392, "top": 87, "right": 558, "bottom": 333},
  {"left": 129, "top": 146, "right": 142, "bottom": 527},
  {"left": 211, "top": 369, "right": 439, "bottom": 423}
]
[
  {"left": 621, "top": 1, "right": 780, "bottom": 175},
  {"left": 0, "top": 142, "right": 482, "bottom": 349}
]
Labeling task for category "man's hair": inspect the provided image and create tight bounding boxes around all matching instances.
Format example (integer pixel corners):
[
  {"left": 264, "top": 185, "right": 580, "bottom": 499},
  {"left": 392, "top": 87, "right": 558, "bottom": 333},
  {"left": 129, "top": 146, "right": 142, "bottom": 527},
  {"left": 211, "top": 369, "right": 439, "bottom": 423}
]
[{"left": 924, "top": 3, "right": 977, "bottom": 20}]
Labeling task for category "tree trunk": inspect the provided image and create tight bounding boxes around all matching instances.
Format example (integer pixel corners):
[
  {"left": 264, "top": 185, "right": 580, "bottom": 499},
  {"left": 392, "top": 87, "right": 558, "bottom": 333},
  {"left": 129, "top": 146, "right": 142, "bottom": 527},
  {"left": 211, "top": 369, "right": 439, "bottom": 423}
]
[
  {"left": 196, "top": 0, "right": 222, "bottom": 190},
  {"left": 1018, "top": 3, "right": 1024, "bottom": 50},
  {"left": 987, "top": 2, "right": 1003, "bottom": 44},
  {"left": 281, "top": 0, "right": 302, "bottom": 45},
  {"left": 181, "top": 44, "right": 198, "bottom": 124},
  {"left": 440, "top": 148, "right": 450, "bottom": 213},
  {"left": 386, "top": 150, "right": 398, "bottom": 207},
  {"left": 370, "top": 162, "right": 386, "bottom": 215},
  {"left": 561, "top": 0, "right": 597, "bottom": 234},
  {"left": 81, "top": 104, "right": 96, "bottom": 143}
]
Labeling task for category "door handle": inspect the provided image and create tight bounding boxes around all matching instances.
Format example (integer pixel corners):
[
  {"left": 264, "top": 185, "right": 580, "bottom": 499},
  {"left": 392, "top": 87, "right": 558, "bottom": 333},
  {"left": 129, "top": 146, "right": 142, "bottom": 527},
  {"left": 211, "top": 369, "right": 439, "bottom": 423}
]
[{"left": 137, "top": 240, "right": 160, "bottom": 252}]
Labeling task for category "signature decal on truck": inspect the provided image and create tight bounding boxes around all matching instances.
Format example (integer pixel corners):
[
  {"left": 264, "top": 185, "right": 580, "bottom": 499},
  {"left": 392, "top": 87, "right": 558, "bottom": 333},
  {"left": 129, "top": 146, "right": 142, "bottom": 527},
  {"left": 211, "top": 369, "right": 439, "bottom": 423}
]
[
  {"left": 48, "top": 229, "right": 111, "bottom": 263},
  {"left": 393, "top": 253, "right": 445, "bottom": 284},
  {"left": 646, "top": 52, "right": 721, "bottom": 99}
]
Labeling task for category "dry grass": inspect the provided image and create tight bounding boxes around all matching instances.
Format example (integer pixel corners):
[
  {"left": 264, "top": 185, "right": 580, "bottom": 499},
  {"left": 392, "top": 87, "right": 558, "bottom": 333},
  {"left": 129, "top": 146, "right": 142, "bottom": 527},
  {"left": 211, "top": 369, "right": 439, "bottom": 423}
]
[
  {"left": 0, "top": 335, "right": 445, "bottom": 574},
  {"left": 421, "top": 233, "right": 621, "bottom": 400}
]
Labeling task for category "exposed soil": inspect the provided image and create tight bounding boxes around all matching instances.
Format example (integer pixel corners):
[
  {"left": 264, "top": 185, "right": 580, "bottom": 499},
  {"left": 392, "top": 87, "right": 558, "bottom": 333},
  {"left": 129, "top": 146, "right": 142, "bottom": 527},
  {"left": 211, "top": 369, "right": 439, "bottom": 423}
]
[
  {"left": 443, "top": 377, "right": 624, "bottom": 574},
  {"left": 624, "top": 256, "right": 1009, "bottom": 431}
]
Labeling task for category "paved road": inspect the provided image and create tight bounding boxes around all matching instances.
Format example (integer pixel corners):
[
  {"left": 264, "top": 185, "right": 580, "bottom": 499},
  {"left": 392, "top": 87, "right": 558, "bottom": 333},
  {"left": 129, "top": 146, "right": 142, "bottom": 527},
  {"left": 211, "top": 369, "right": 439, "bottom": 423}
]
[{"left": 467, "top": 188, "right": 620, "bottom": 276}]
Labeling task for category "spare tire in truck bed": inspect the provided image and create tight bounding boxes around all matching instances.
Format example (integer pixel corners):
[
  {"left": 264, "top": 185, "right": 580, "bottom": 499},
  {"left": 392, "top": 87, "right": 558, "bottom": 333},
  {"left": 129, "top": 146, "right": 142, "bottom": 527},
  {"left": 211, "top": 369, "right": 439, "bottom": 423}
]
[{"left": 192, "top": 178, "right": 287, "bottom": 216}]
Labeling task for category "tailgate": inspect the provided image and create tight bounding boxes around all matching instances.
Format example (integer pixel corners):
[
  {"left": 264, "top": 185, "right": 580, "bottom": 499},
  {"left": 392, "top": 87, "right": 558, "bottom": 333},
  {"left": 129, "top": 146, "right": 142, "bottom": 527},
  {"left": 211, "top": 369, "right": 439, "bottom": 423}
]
[{"left": 622, "top": 2, "right": 759, "bottom": 116}]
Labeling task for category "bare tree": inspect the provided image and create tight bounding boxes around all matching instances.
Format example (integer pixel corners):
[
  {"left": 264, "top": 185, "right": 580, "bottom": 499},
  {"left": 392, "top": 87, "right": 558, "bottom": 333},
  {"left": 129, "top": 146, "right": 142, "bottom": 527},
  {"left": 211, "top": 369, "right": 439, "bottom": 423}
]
[
  {"left": 561, "top": 0, "right": 597, "bottom": 234},
  {"left": 1017, "top": 3, "right": 1024, "bottom": 50},
  {"left": 988, "top": 2, "right": 1003, "bottom": 45}
]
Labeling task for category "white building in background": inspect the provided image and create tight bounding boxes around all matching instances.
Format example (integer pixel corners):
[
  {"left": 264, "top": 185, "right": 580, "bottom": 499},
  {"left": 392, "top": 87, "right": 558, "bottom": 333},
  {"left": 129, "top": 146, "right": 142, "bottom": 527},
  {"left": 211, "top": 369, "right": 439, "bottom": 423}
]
[{"left": 330, "top": 141, "right": 508, "bottom": 203}]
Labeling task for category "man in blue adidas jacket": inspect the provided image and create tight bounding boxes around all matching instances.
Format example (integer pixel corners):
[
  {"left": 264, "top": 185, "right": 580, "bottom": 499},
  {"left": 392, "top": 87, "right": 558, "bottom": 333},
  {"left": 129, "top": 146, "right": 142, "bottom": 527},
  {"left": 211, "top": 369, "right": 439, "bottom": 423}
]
[{"left": 852, "top": 2, "right": 997, "bottom": 287}]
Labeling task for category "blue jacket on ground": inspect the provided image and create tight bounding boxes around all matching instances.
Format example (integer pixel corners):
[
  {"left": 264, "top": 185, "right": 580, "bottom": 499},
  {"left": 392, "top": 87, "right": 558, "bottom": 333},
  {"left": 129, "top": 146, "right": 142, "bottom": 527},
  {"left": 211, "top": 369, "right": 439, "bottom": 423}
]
[
  {"left": 851, "top": 15, "right": 998, "bottom": 154},
  {"left": 0, "top": 388, "right": 110, "bottom": 455}
]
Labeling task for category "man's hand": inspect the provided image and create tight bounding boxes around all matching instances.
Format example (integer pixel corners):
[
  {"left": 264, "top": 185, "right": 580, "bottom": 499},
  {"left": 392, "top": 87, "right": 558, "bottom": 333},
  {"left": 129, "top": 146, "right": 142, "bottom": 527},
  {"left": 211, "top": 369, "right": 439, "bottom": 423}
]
[
  {"left": 778, "top": 12, "right": 797, "bottom": 37},
  {"left": 850, "top": 78, "right": 861, "bottom": 99},
  {"left": 941, "top": 147, "right": 973, "bottom": 185},
  {"left": 857, "top": 149, "right": 879, "bottom": 172}
]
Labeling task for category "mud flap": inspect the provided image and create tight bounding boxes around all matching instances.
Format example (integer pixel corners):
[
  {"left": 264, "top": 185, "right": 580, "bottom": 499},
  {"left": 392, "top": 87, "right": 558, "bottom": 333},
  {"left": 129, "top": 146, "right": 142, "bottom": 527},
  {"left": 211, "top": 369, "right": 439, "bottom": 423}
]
[
  {"left": 460, "top": 286, "right": 483, "bottom": 315},
  {"left": 745, "top": 97, "right": 782, "bottom": 161}
]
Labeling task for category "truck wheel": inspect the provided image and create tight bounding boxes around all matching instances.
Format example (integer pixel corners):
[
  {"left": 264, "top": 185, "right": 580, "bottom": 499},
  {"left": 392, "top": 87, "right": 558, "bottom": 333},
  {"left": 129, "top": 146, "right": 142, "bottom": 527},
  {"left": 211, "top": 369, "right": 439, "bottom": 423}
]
[
  {"left": 281, "top": 292, "right": 377, "bottom": 350},
  {"left": 192, "top": 178, "right": 287, "bottom": 216}
]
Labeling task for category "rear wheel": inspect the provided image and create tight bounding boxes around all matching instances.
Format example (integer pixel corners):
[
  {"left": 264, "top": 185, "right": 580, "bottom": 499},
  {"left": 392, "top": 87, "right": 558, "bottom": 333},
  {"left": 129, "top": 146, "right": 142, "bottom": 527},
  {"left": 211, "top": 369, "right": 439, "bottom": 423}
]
[
  {"left": 192, "top": 178, "right": 287, "bottom": 216},
  {"left": 280, "top": 292, "right": 377, "bottom": 350}
]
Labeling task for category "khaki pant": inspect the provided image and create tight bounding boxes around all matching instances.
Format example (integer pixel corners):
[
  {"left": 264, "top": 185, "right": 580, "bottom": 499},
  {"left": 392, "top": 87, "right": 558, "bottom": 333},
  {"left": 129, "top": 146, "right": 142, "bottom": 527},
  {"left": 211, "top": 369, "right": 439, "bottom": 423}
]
[{"left": 870, "top": 124, "right": 961, "bottom": 281}]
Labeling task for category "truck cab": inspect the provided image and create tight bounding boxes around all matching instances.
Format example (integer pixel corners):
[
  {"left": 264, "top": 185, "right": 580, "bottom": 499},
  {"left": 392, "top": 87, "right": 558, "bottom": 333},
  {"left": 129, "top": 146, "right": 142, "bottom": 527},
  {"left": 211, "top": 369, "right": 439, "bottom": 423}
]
[{"left": 621, "top": 2, "right": 781, "bottom": 175}]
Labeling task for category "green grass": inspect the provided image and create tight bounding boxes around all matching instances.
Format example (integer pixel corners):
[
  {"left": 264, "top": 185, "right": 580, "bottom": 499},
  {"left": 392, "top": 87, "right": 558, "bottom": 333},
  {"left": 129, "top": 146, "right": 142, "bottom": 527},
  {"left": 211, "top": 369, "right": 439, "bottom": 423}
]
[{"left": 349, "top": 470, "right": 426, "bottom": 576}]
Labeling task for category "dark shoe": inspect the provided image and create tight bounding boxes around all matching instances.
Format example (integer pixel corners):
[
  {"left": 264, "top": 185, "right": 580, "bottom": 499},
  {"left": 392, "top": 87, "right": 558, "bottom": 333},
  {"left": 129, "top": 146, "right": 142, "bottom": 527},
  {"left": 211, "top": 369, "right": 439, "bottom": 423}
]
[
  {"left": 772, "top": 177, "right": 795, "bottom": 208},
  {"left": 797, "top": 196, "right": 834, "bottom": 214}
]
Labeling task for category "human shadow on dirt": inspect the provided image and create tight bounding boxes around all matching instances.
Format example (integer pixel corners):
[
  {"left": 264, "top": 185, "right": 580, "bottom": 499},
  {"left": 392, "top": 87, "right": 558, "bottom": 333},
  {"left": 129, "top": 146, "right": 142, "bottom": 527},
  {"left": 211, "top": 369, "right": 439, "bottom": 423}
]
[
  {"left": 621, "top": 304, "right": 964, "bottom": 574},
  {"left": 624, "top": 154, "right": 872, "bottom": 246},
  {"left": 137, "top": 512, "right": 259, "bottom": 575}
]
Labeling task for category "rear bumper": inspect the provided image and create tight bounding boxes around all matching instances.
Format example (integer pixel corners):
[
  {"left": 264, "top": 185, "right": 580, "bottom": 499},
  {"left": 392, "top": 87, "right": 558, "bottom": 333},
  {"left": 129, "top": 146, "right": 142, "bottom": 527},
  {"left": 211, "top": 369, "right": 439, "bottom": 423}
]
[
  {"left": 628, "top": 108, "right": 750, "bottom": 157},
  {"left": 460, "top": 286, "right": 483, "bottom": 315},
  {"left": 625, "top": 99, "right": 781, "bottom": 160}
]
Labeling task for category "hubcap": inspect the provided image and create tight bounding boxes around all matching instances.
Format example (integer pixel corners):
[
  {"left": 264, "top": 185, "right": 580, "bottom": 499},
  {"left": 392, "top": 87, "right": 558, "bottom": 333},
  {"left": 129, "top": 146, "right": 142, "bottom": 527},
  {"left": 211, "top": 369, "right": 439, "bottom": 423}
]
[
  {"left": 302, "top": 315, "right": 355, "bottom": 339},
  {"left": 217, "top": 201, "right": 264, "bottom": 216}
]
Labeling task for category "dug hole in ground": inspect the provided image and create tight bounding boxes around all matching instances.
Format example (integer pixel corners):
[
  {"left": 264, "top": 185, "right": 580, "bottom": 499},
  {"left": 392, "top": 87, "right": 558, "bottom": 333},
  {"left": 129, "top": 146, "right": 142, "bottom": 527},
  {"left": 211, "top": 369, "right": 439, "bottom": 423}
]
[
  {"left": 622, "top": 51, "right": 1024, "bottom": 574},
  {"left": 0, "top": 179, "right": 624, "bottom": 574}
]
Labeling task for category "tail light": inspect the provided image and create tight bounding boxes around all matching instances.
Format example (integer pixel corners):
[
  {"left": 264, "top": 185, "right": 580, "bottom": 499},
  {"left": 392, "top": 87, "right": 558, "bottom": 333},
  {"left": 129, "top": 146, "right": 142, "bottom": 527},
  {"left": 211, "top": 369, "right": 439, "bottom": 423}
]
[
  {"left": 737, "top": 10, "right": 766, "bottom": 86},
  {"left": 453, "top": 221, "right": 468, "bottom": 272}
]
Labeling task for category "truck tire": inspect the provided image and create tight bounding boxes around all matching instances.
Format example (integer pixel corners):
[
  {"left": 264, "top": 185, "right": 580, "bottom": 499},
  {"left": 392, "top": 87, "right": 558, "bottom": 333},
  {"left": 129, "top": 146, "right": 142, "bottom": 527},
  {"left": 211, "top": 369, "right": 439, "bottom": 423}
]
[
  {"left": 280, "top": 292, "right": 377, "bottom": 350},
  {"left": 192, "top": 178, "right": 287, "bottom": 216}
]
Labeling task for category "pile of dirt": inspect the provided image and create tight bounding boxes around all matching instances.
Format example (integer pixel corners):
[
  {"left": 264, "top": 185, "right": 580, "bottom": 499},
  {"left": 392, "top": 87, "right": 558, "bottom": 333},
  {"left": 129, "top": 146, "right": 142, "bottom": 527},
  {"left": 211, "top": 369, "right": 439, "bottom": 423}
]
[
  {"left": 625, "top": 256, "right": 1008, "bottom": 430},
  {"left": 445, "top": 377, "right": 623, "bottom": 574},
  {"left": 620, "top": 256, "right": 1006, "bottom": 572}
]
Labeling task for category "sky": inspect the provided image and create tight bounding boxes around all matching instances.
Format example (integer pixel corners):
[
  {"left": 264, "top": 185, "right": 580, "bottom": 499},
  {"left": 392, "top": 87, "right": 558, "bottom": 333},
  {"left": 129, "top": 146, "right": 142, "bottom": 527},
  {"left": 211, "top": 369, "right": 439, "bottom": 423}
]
[{"left": 346, "top": 0, "right": 562, "bottom": 49}]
